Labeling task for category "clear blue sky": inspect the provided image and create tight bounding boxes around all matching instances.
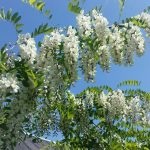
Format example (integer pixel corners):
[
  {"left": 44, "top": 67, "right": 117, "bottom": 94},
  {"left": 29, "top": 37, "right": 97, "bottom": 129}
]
[{"left": 0, "top": 0, "right": 150, "bottom": 140}]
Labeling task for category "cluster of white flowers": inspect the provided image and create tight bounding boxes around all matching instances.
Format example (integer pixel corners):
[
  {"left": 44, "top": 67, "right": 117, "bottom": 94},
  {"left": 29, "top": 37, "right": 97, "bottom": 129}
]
[
  {"left": 17, "top": 33, "right": 37, "bottom": 64},
  {"left": 128, "top": 96, "right": 143, "bottom": 123},
  {"left": 100, "top": 90, "right": 128, "bottom": 117},
  {"left": 84, "top": 90, "right": 94, "bottom": 107},
  {"left": 99, "top": 90, "right": 150, "bottom": 125},
  {"left": 68, "top": 90, "right": 94, "bottom": 108},
  {"left": 81, "top": 49, "right": 97, "bottom": 82},
  {"left": 63, "top": 26, "right": 79, "bottom": 81},
  {"left": 64, "top": 26, "right": 79, "bottom": 63},
  {"left": 91, "top": 9, "right": 110, "bottom": 41},
  {"left": 135, "top": 12, "right": 150, "bottom": 36},
  {"left": 0, "top": 74, "right": 20, "bottom": 93},
  {"left": 98, "top": 45, "right": 110, "bottom": 71},
  {"left": 76, "top": 9, "right": 146, "bottom": 81},
  {"left": 120, "top": 23, "right": 145, "bottom": 65},
  {"left": 76, "top": 10, "right": 93, "bottom": 37},
  {"left": 41, "top": 29, "right": 63, "bottom": 50},
  {"left": 110, "top": 26, "right": 124, "bottom": 64}
]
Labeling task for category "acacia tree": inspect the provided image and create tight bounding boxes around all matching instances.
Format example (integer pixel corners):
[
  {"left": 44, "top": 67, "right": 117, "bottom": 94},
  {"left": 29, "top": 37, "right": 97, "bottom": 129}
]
[{"left": 0, "top": 1, "right": 150, "bottom": 150}]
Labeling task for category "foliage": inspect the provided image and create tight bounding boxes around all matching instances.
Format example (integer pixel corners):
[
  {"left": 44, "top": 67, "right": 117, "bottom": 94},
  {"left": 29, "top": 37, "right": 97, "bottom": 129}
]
[
  {"left": 31, "top": 23, "right": 53, "bottom": 37},
  {"left": 0, "top": 8, "right": 23, "bottom": 33},
  {"left": 22, "top": 0, "right": 52, "bottom": 19}
]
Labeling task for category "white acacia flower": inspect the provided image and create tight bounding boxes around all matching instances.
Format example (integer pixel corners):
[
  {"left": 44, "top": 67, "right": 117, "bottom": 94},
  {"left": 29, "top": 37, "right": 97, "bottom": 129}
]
[
  {"left": 98, "top": 45, "right": 110, "bottom": 71},
  {"left": 0, "top": 74, "right": 20, "bottom": 93},
  {"left": 17, "top": 33, "right": 37, "bottom": 64},
  {"left": 64, "top": 26, "right": 79, "bottom": 63},
  {"left": 107, "top": 90, "right": 128, "bottom": 117},
  {"left": 81, "top": 49, "right": 97, "bottom": 82},
  {"left": 76, "top": 10, "right": 93, "bottom": 37},
  {"left": 135, "top": 12, "right": 150, "bottom": 36},
  {"left": 121, "top": 23, "right": 144, "bottom": 64},
  {"left": 63, "top": 26, "right": 79, "bottom": 81},
  {"left": 128, "top": 96, "right": 143, "bottom": 122},
  {"left": 110, "top": 26, "right": 124, "bottom": 64},
  {"left": 92, "top": 9, "right": 110, "bottom": 41},
  {"left": 42, "top": 29, "right": 64, "bottom": 49}
]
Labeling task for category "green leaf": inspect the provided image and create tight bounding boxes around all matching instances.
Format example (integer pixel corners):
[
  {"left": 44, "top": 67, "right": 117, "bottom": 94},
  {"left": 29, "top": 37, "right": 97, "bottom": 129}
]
[
  {"left": 29, "top": 0, "right": 36, "bottom": 5},
  {"left": 6, "top": 9, "right": 12, "bottom": 20},
  {"left": 117, "top": 80, "right": 141, "bottom": 87},
  {"left": 118, "top": 0, "right": 126, "bottom": 13},
  {"left": 31, "top": 23, "right": 53, "bottom": 37},
  {"left": 25, "top": 69, "right": 38, "bottom": 88},
  {"left": 22, "top": 0, "right": 52, "bottom": 19},
  {"left": 0, "top": 9, "right": 23, "bottom": 33},
  {"left": 68, "top": 2, "right": 81, "bottom": 14}
]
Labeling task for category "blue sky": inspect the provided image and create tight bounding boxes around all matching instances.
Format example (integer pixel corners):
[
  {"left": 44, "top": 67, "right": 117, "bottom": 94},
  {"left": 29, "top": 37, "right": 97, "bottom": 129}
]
[{"left": 0, "top": 0, "right": 150, "bottom": 140}]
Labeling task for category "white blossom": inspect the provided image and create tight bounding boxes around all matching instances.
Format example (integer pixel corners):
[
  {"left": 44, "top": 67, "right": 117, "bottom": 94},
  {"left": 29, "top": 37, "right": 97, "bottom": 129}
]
[
  {"left": 135, "top": 12, "right": 150, "bottom": 36},
  {"left": 128, "top": 96, "right": 143, "bottom": 123},
  {"left": 76, "top": 10, "right": 93, "bottom": 37},
  {"left": 108, "top": 90, "right": 128, "bottom": 117},
  {"left": 121, "top": 23, "right": 145, "bottom": 64},
  {"left": 41, "top": 29, "right": 63, "bottom": 50},
  {"left": 99, "top": 90, "right": 128, "bottom": 117},
  {"left": 99, "top": 91, "right": 109, "bottom": 108},
  {"left": 98, "top": 45, "right": 110, "bottom": 71},
  {"left": 110, "top": 26, "right": 124, "bottom": 64},
  {"left": 63, "top": 26, "right": 79, "bottom": 81},
  {"left": 0, "top": 74, "right": 20, "bottom": 93},
  {"left": 17, "top": 33, "right": 37, "bottom": 64},
  {"left": 64, "top": 26, "right": 79, "bottom": 62},
  {"left": 84, "top": 90, "right": 94, "bottom": 107},
  {"left": 81, "top": 49, "right": 97, "bottom": 82},
  {"left": 92, "top": 9, "right": 110, "bottom": 41}
]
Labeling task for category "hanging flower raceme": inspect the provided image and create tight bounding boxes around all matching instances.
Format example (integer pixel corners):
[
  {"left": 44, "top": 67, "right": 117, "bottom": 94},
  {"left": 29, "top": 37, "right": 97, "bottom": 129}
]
[
  {"left": 41, "top": 29, "right": 63, "bottom": 50},
  {"left": 76, "top": 10, "right": 93, "bottom": 37},
  {"left": 110, "top": 25, "right": 124, "bottom": 64},
  {"left": 63, "top": 26, "right": 79, "bottom": 81},
  {"left": 99, "top": 90, "right": 128, "bottom": 118},
  {"left": 38, "top": 30, "right": 65, "bottom": 96},
  {"left": 17, "top": 33, "right": 37, "bottom": 64},
  {"left": 0, "top": 73, "right": 20, "bottom": 93},
  {"left": 99, "top": 90, "right": 150, "bottom": 125},
  {"left": 98, "top": 45, "right": 110, "bottom": 71},
  {"left": 135, "top": 12, "right": 150, "bottom": 36},
  {"left": 128, "top": 96, "right": 143, "bottom": 123},
  {"left": 121, "top": 23, "right": 145, "bottom": 65},
  {"left": 91, "top": 9, "right": 110, "bottom": 42},
  {"left": 80, "top": 48, "right": 97, "bottom": 82}
]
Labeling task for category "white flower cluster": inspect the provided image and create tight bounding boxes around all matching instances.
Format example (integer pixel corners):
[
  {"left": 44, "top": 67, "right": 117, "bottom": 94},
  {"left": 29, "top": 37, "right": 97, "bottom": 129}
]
[
  {"left": 64, "top": 26, "right": 79, "bottom": 81},
  {"left": 81, "top": 49, "right": 97, "bottom": 82},
  {"left": 76, "top": 10, "right": 146, "bottom": 81},
  {"left": 84, "top": 90, "right": 94, "bottom": 107},
  {"left": 91, "top": 9, "right": 110, "bottom": 41},
  {"left": 0, "top": 74, "right": 20, "bottom": 93},
  {"left": 121, "top": 23, "right": 144, "bottom": 64},
  {"left": 135, "top": 12, "right": 150, "bottom": 36},
  {"left": 41, "top": 29, "right": 63, "bottom": 50},
  {"left": 68, "top": 90, "right": 94, "bottom": 108},
  {"left": 100, "top": 90, "right": 127, "bottom": 117},
  {"left": 64, "top": 26, "right": 79, "bottom": 63},
  {"left": 98, "top": 45, "right": 110, "bottom": 71},
  {"left": 99, "top": 90, "right": 150, "bottom": 125},
  {"left": 76, "top": 10, "right": 93, "bottom": 37},
  {"left": 128, "top": 96, "right": 143, "bottom": 123},
  {"left": 110, "top": 26, "right": 124, "bottom": 64},
  {"left": 17, "top": 33, "right": 37, "bottom": 64}
]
